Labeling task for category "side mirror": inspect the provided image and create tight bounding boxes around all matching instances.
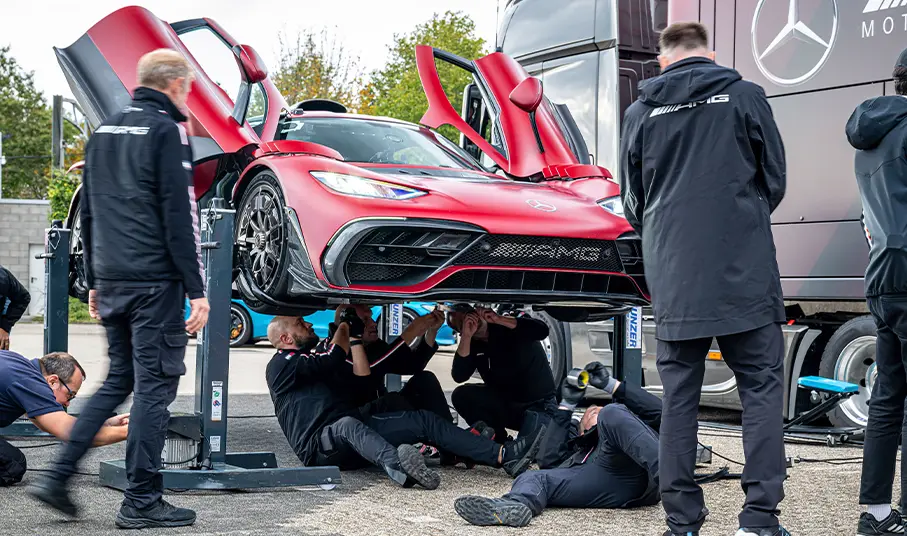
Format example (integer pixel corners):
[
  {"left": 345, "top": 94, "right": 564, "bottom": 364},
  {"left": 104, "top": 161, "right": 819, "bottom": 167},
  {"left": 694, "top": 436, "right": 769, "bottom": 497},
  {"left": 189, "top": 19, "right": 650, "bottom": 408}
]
[
  {"left": 232, "top": 44, "right": 268, "bottom": 84},
  {"left": 509, "top": 77, "right": 543, "bottom": 113}
]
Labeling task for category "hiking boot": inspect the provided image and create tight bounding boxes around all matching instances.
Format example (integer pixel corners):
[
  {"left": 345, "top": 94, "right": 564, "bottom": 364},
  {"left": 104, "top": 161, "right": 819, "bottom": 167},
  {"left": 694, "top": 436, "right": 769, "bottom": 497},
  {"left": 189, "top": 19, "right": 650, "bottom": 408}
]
[
  {"left": 858, "top": 511, "right": 905, "bottom": 535},
  {"left": 501, "top": 423, "right": 546, "bottom": 477},
  {"left": 454, "top": 496, "right": 532, "bottom": 527},
  {"left": 736, "top": 527, "right": 792, "bottom": 536},
  {"left": 115, "top": 499, "right": 196, "bottom": 529},
  {"left": 397, "top": 444, "right": 440, "bottom": 490},
  {"left": 28, "top": 474, "right": 78, "bottom": 518}
]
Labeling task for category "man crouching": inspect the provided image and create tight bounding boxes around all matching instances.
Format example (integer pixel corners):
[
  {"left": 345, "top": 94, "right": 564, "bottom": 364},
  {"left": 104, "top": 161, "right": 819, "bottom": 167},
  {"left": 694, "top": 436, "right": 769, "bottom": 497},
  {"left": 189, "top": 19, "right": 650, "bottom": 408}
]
[{"left": 265, "top": 315, "right": 545, "bottom": 489}]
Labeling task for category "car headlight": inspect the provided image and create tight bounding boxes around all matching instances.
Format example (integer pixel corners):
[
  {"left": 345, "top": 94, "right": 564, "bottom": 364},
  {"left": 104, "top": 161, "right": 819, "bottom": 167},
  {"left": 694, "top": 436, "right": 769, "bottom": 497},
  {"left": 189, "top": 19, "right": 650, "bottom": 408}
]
[
  {"left": 311, "top": 171, "right": 427, "bottom": 200},
  {"left": 598, "top": 195, "right": 624, "bottom": 216}
]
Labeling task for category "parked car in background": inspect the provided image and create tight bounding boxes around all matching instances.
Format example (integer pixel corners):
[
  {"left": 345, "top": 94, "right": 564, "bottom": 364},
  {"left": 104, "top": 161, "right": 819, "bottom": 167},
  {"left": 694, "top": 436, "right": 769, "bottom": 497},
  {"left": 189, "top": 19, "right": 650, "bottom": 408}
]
[{"left": 186, "top": 298, "right": 457, "bottom": 348}]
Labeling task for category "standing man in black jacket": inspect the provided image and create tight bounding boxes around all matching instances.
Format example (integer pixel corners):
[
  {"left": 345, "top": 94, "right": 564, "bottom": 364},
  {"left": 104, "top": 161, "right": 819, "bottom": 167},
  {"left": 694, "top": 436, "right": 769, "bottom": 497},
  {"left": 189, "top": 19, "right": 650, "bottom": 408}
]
[
  {"left": 0, "top": 266, "right": 30, "bottom": 350},
  {"left": 844, "top": 48, "right": 907, "bottom": 536},
  {"left": 620, "top": 22, "right": 788, "bottom": 536},
  {"left": 31, "top": 49, "right": 209, "bottom": 529},
  {"left": 453, "top": 362, "right": 661, "bottom": 528},
  {"left": 448, "top": 305, "right": 557, "bottom": 443}
]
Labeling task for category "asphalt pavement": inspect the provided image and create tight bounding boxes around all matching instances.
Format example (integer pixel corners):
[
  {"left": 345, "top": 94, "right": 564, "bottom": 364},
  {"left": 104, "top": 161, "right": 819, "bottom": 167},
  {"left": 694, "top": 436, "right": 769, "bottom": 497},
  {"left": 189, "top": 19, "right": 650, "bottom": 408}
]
[{"left": 0, "top": 323, "right": 889, "bottom": 535}]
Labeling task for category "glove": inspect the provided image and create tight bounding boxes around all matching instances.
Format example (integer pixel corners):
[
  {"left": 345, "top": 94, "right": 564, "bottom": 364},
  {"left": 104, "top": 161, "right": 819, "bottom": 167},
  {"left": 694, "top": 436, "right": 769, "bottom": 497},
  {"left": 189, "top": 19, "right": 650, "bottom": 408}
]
[
  {"left": 584, "top": 361, "right": 615, "bottom": 393},
  {"left": 326, "top": 322, "right": 338, "bottom": 341},
  {"left": 340, "top": 308, "right": 365, "bottom": 338},
  {"left": 560, "top": 379, "right": 585, "bottom": 408}
]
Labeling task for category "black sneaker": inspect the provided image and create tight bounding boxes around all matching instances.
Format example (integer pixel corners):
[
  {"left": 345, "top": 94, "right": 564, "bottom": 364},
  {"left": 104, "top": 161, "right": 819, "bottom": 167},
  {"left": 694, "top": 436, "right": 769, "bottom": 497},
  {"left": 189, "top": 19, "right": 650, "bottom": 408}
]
[
  {"left": 858, "top": 511, "right": 906, "bottom": 535},
  {"left": 662, "top": 532, "right": 699, "bottom": 536},
  {"left": 736, "top": 527, "right": 792, "bottom": 536},
  {"left": 28, "top": 474, "right": 78, "bottom": 518},
  {"left": 501, "top": 423, "right": 546, "bottom": 478},
  {"left": 454, "top": 496, "right": 532, "bottom": 527},
  {"left": 115, "top": 499, "right": 196, "bottom": 529},
  {"left": 397, "top": 444, "right": 440, "bottom": 490}
]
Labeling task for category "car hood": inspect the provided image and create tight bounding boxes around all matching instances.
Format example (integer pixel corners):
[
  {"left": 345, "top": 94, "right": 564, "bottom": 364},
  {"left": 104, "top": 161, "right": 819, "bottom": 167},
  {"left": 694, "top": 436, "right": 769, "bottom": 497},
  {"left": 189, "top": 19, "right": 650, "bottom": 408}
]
[{"left": 372, "top": 168, "right": 627, "bottom": 238}]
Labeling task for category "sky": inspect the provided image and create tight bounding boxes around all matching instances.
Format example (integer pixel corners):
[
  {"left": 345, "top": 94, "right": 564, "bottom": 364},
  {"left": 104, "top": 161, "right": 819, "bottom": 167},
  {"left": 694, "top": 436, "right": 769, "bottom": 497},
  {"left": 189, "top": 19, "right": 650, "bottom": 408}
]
[{"left": 0, "top": 0, "right": 505, "bottom": 100}]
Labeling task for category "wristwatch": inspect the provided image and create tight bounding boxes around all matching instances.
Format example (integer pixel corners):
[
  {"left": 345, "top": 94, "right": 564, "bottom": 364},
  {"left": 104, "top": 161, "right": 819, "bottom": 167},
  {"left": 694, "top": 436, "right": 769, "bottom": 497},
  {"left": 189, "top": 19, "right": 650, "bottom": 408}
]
[{"left": 350, "top": 339, "right": 363, "bottom": 347}]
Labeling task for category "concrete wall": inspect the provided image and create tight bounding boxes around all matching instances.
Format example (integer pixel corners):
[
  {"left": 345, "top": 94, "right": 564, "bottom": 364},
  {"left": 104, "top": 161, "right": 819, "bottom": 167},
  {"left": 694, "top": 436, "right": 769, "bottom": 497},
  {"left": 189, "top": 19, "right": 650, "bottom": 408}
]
[{"left": 0, "top": 199, "right": 51, "bottom": 317}]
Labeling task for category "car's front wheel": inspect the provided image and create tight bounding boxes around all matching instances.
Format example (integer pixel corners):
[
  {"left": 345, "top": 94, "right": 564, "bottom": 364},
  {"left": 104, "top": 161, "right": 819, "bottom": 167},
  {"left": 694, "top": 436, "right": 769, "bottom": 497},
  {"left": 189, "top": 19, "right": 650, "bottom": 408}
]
[
  {"left": 67, "top": 199, "right": 90, "bottom": 303},
  {"left": 236, "top": 172, "right": 289, "bottom": 298}
]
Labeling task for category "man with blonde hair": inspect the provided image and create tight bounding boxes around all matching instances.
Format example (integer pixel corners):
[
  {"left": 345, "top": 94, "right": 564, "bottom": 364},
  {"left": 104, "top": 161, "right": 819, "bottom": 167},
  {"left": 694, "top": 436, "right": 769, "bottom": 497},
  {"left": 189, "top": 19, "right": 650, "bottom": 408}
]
[{"left": 31, "top": 48, "right": 208, "bottom": 529}]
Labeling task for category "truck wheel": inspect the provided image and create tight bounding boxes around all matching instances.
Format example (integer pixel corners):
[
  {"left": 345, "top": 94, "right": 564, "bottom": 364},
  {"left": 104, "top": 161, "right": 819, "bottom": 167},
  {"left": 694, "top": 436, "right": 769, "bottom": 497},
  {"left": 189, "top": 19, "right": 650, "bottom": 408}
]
[{"left": 818, "top": 315, "right": 877, "bottom": 428}]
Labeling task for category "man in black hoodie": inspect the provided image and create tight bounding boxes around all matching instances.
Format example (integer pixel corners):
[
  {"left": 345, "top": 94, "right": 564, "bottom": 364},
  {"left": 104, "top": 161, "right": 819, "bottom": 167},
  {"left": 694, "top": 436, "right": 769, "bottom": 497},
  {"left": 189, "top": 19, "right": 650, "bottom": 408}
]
[
  {"left": 844, "top": 48, "right": 907, "bottom": 536},
  {"left": 620, "top": 22, "right": 788, "bottom": 536}
]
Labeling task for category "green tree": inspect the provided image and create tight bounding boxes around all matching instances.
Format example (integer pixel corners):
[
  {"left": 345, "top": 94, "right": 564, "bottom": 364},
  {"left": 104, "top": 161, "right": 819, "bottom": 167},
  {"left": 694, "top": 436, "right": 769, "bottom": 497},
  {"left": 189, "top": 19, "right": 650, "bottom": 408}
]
[
  {"left": 371, "top": 11, "right": 487, "bottom": 142},
  {"left": 0, "top": 45, "right": 53, "bottom": 199},
  {"left": 273, "top": 28, "right": 369, "bottom": 111}
]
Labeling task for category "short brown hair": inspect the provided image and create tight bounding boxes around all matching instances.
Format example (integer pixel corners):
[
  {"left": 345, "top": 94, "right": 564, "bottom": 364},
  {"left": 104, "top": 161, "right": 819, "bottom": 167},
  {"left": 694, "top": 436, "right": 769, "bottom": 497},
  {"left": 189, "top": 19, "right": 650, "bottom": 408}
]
[
  {"left": 137, "top": 49, "right": 193, "bottom": 91},
  {"left": 38, "top": 352, "right": 85, "bottom": 382},
  {"left": 659, "top": 21, "right": 709, "bottom": 54}
]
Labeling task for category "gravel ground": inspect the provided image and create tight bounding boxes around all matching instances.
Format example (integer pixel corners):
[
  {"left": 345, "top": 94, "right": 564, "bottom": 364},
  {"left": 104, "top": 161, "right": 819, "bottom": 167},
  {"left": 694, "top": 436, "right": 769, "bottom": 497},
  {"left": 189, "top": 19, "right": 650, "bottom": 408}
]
[{"left": 0, "top": 395, "right": 884, "bottom": 536}]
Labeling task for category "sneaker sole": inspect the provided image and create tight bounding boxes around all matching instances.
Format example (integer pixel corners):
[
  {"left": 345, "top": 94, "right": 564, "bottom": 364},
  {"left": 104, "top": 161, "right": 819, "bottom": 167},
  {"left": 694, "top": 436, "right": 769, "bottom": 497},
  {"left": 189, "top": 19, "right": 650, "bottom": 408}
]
[
  {"left": 504, "top": 425, "right": 547, "bottom": 478},
  {"left": 454, "top": 496, "right": 531, "bottom": 527},
  {"left": 115, "top": 513, "right": 196, "bottom": 529},
  {"left": 398, "top": 444, "right": 441, "bottom": 490},
  {"left": 28, "top": 485, "right": 78, "bottom": 518}
]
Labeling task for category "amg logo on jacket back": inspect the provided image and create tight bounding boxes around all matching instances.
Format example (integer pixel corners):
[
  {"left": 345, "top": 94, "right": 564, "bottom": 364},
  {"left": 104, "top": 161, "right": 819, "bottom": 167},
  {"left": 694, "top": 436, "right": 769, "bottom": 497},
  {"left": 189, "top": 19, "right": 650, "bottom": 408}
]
[
  {"left": 649, "top": 95, "right": 730, "bottom": 118},
  {"left": 96, "top": 125, "right": 150, "bottom": 135}
]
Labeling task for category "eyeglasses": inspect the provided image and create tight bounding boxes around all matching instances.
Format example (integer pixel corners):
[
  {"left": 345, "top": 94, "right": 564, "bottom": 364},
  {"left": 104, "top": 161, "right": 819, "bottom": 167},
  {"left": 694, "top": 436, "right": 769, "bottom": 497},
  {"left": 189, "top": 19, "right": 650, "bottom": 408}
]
[{"left": 58, "top": 378, "right": 76, "bottom": 401}]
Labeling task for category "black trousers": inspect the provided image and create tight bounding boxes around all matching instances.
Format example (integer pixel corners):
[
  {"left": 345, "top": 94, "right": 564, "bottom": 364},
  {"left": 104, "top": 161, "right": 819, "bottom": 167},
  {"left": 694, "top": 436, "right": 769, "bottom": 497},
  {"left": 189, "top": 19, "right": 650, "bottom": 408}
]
[
  {"left": 0, "top": 437, "right": 26, "bottom": 486},
  {"left": 50, "top": 280, "right": 187, "bottom": 509},
  {"left": 861, "top": 295, "right": 907, "bottom": 509},
  {"left": 359, "top": 371, "right": 453, "bottom": 423},
  {"left": 313, "top": 409, "right": 500, "bottom": 470},
  {"left": 452, "top": 384, "right": 557, "bottom": 443},
  {"left": 657, "top": 322, "right": 786, "bottom": 533},
  {"left": 505, "top": 383, "right": 661, "bottom": 514}
]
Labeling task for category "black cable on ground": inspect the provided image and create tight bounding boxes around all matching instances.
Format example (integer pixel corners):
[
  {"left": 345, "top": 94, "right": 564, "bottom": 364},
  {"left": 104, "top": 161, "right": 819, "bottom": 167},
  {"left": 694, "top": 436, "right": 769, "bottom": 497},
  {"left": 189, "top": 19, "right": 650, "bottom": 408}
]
[
  {"left": 27, "top": 468, "right": 99, "bottom": 477},
  {"left": 11, "top": 442, "right": 62, "bottom": 449},
  {"left": 228, "top": 415, "right": 276, "bottom": 419},
  {"left": 698, "top": 442, "right": 746, "bottom": 466}
]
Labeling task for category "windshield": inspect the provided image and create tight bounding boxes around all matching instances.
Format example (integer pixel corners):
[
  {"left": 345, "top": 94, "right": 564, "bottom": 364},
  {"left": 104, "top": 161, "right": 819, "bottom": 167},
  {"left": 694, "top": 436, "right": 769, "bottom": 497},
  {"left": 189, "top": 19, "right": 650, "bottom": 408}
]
[{"left": 276, "top": 116, "right": 484, "bottom": 170}]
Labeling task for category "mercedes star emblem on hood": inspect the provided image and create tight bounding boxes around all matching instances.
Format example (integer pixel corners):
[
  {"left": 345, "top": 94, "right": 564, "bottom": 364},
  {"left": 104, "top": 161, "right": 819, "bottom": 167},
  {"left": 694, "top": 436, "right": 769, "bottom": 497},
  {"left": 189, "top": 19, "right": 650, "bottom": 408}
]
[
  {"left": 751, "top": 0, "right": 838, "bottom": 87},
  {"left": 526, "top": 199, "right": 556, "bottom": 212}
]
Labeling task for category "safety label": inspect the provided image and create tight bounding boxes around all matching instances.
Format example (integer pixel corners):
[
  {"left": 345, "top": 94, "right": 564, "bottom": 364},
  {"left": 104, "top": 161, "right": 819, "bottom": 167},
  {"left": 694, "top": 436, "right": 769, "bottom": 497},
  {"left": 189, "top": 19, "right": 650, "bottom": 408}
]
[
  {"left": 211, "top": 381, "right": 223, "bottom": 422},
  {"left": 626, "top": 307, "right": 642, "bottom": 349},
  {"left": 389, "top": 304, "right": 403, "bottom": 336},
  {"left": 209, "top": 435, "right": 221, "bottom": 453}
]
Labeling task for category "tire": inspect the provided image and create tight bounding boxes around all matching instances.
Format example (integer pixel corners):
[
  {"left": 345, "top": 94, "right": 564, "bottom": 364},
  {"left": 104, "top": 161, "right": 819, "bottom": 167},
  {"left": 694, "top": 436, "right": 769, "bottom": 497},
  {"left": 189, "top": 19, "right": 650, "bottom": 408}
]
[
  {"left": 229, "top": 302, "right": 253, "bottom": 347},
  {"left": 532, "top": 310, "right": 567, "bottom": 387},
  {"left": 818, "top": 315, "right": 877, "bottom": 428},
  {"left": 235, "top": 172, "right": 289, "bottom": 298},
  {"left": 67, "top": 200, "right": 90, "bottom": 303}
]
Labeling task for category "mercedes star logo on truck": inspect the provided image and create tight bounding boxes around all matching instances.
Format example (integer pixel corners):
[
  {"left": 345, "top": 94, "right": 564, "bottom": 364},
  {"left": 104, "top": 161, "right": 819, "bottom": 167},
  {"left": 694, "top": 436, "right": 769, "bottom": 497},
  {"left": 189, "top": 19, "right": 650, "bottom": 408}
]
[{"left": 752, "top": 0, "right": 839, "bottom": 86}]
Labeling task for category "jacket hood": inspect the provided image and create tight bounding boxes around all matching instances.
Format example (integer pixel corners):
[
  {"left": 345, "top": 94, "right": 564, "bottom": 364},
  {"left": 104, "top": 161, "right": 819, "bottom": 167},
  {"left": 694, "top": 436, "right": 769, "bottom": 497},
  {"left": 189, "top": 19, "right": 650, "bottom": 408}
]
[
  {"left": 845, "top": 96, "right": 907, "bottom": 150},
  {"left": 132, "top": 86, "right": 188, "bottom": 123},
  {"left": 638, "top": 57, "right": 742, "bottom": 106}
]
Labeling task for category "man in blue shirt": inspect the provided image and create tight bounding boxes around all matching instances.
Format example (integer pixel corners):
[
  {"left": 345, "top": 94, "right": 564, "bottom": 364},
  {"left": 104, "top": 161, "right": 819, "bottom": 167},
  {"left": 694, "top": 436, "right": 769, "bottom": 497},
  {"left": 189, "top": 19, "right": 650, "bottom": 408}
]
[{"left": 0, "top": 351, "right": 128, "bottom": 486}]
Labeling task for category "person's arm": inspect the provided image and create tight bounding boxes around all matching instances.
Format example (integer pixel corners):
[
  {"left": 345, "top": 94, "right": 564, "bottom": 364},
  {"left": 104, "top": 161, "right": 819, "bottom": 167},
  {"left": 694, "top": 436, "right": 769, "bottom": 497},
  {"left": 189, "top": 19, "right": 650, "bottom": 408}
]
[
  {"left": 155, "top": 123, "right": 205, "bottom": 300},
  {"left": 30, "top": 411, "right": 128, "bottom": 446},
  {"left": 0, "top": 267, "right": 30, "bottom": 342},
  {"left": 619, "top": 104, "right": 646, "bottom": 234},
  {"left": 746, "top": 85, "right": 787, "bottom": 213},
  {"left": 451, "top": 314, "right": 480, "bottom": 383},
  {"left": 292, "top": 324, "right": 352, "bottom": 383}
]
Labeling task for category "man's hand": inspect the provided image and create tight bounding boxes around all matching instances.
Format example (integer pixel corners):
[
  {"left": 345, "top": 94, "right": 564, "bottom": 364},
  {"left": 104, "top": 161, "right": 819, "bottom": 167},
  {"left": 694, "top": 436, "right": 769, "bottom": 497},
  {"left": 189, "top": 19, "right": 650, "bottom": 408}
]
[
  {"left": 88, "top": 289, "right": 100, "bottom": 320},
  {"left": 186, "top": 296, "right": 210, "bottom": 334},
  {"left": 425, "top": 310, "right": 444, "bottom": 332},
  {"left": 340, "top": 309, "right": 365, "bottom": 338},
  {"left": 560, "top": 380, "right": 584, "bottom": 408},
  {"left": 475, "top": 307, "right": 498, "bottom": 325},
  {"left": 584, "top": 362, "right": 612, "bottom": 391},
  {"left": 0, "top": 328, "right": 9, "bottom": 350},
  {"left": 461, "top": 312, "right": 480, "bottom": 339},
  {"left": 105, "top": 413, "right": 130, "bottom": 427}
]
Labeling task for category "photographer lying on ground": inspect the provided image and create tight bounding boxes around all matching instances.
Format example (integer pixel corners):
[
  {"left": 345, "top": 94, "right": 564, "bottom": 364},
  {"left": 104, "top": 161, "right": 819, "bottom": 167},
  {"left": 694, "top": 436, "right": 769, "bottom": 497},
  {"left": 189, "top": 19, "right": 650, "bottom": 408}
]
[
  {"left": 454, "top": 361, "right": 660, "bottom": 527},
  {"left": 265, "top": 313, "right": 545, "bottom": 489}
]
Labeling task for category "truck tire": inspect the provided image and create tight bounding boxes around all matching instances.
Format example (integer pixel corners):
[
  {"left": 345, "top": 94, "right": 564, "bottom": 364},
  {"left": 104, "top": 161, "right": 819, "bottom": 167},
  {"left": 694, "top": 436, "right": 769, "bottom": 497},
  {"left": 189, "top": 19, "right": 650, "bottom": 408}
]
[{"left": 818, "top": 315, "right": 877, "bottom": 428}]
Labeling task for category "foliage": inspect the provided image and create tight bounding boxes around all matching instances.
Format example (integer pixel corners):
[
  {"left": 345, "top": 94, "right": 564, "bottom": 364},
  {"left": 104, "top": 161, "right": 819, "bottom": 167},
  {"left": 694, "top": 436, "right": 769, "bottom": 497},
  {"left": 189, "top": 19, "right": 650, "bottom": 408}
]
[
  {"left": 273, "top": 28, "right": 370, "bottom": 111},
  {"left": 69, "top": 297, "right": 94, "bottom": 323},
  {"left": 371, "top": 11, "right": 487, "bottom": 142},
  {"left": 47, "top": 167, "right": 80, "bottom": 222}
]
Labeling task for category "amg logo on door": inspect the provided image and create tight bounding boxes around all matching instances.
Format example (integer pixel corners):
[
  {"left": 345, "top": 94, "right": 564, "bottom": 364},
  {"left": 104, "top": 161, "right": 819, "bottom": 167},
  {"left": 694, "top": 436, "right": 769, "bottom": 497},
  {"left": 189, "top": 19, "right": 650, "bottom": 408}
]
[
  {"left": 490, "top": 243, "right": 606, "bottom": 262},
  {"left": 649, "top": 95, "right": 730, "bottom": 117}
]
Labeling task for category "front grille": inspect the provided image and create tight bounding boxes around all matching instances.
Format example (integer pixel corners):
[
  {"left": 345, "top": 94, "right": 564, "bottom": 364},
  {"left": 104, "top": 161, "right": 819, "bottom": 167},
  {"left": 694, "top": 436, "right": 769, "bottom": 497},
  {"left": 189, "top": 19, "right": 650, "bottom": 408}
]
[
  {"left": 454, "top": 235, "right": 623, "bottom": 272},
  {"left": 345, "top": 227, "right": 478, "bottom": 285},
  {"left": 437, "top": 269, "right": 643, "bottom": 297}
]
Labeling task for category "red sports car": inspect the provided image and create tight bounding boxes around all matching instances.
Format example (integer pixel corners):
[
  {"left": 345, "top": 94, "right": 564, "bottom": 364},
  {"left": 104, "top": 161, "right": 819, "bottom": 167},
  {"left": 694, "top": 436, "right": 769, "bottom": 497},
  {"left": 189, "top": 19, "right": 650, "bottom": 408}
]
[{"left": 57, "top": 6, "right": 647, "bottom": 320}]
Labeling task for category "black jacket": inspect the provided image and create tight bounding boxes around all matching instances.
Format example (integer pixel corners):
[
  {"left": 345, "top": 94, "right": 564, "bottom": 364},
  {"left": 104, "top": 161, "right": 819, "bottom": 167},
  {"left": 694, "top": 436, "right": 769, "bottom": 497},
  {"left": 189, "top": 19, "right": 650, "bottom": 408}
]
[
  {"left": 265, "top": 343, "right": 358, "bottom": 465},
  {"left": 81, "top": 87, "right": 205, "bottom": 299},
  {"left": 451, "top": 317, "right": 556, "bottom": 404},
  {"left": 845, "top": 96, "right": 907, "bottom": 297},
  {"left": 620, "top": 57, "right": 786, "bottom": 341},
  {"left": 316, "top": 333, "right": 438, "bottom": 408},
  {"left": 0, "top": 267, "right": 29, "bottom": 332}
]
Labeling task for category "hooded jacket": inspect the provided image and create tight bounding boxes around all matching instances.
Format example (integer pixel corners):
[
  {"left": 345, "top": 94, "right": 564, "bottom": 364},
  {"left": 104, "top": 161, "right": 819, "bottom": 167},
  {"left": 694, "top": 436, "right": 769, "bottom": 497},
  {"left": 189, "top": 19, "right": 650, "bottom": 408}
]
[
  {"left": 845, "top": 96, "right": 907, "bottom": 297},
  {"left": 619, "top": 57, "right": 786, "bottom": 341}
]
